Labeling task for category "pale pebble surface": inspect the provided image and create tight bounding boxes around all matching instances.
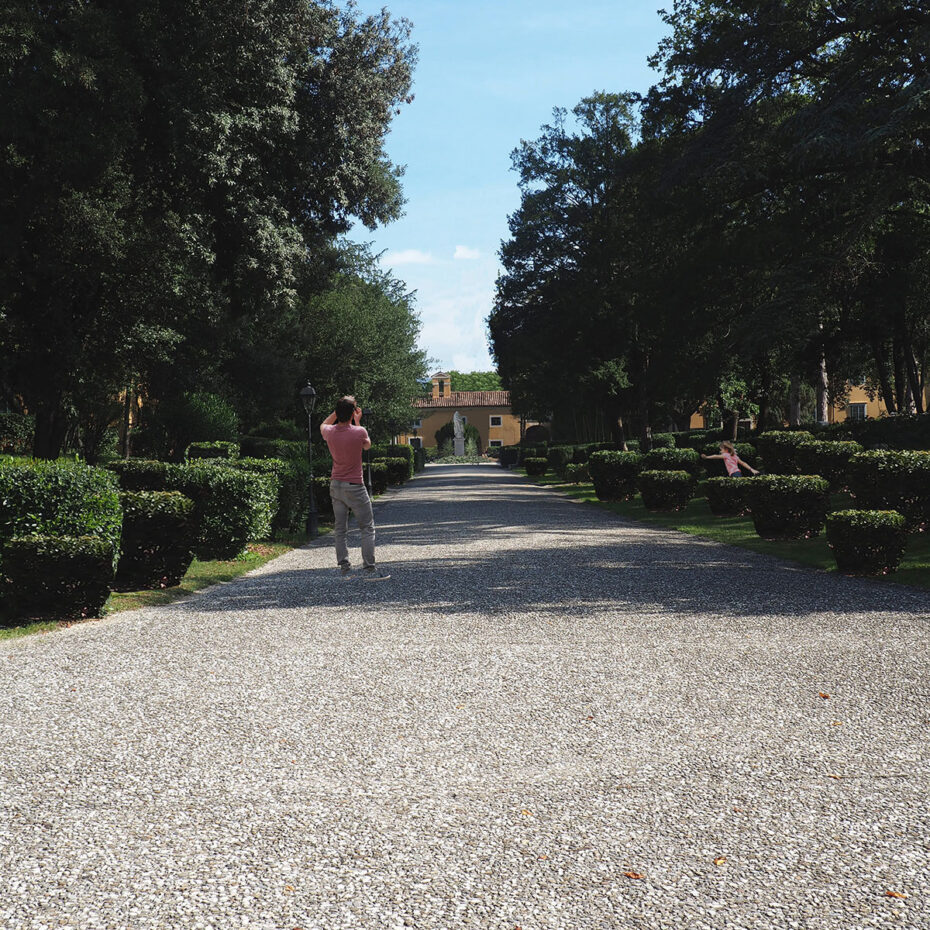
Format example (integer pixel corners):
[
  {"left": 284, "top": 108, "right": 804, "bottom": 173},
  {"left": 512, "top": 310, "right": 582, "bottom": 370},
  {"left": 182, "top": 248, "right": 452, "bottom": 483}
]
[{"left": 0, "top": 464, "right": 927, "bottom": 930}]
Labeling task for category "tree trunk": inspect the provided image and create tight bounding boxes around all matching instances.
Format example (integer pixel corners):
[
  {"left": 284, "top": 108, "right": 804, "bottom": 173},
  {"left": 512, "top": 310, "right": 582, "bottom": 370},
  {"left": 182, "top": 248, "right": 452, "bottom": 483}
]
[
  {"left": 893, "top": 336, "right": 908, "bottom": 412},
  {"left": 755, "top": 365, "right": 771, "bottom": 435},
  {"left": 633, "top": 354, "right": 652, "bottom": 452},
  {"left": 904, "top": 341, "right": 924, "bottom": 415},
  {"left": 32, "top": 402, "right": 70, "bottom": 460},
  {"left": 717, "top": 392, "right": 739, "bottom": 441},
  {"left": 815, "top": 354, "right": 829, "bottom": 424},
  {"left": 870, "top": 337, "right": 897, "bottom": 415},
  {"left": 788, "top": 377, "right": 801, "bottom": 427}
]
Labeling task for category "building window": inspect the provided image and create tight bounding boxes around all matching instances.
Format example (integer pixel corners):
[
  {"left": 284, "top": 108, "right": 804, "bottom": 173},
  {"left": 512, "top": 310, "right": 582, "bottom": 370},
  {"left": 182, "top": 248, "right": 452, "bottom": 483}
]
[
  {"left": 411, "top": 419, "right": 421, "bottom": 429},
  {"left": 489, "top": 415, "right": 503, "bottom": 427},
  {"left": 847, "top": 403, "right": 867, "bottom": 421},
  {"left": 410, "top": 437, "right": 422, "bottom": 449},
  {"left": 489, "top": 439, "right": 503, "bottom": 447},
  {"left": 438, "top": 379, "right": 445, "bottom": 397}
]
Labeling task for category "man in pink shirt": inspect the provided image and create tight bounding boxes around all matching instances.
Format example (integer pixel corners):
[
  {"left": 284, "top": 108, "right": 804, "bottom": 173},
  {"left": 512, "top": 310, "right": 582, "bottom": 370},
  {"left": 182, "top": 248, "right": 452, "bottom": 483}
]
[{"left": 320, "top": 395, "right": 389, "bottom": 580}]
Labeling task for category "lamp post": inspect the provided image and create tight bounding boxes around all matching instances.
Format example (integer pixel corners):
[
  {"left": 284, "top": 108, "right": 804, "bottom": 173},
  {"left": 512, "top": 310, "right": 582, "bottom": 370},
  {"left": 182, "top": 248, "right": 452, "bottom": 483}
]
[
  {"left": 299, "top": 382, "right": 319, "bottom": 539},
  {"left": 363, "top": 407, "right": 373, "bottom": 492}
]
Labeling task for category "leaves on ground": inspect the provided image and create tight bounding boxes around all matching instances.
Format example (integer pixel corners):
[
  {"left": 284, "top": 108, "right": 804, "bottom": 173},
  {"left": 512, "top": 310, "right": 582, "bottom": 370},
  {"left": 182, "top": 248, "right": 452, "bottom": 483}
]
[
  {"left": 885, "top": 890, "right": 907, "bottom": 899},
  {"left": 624, "top": 871, "right": 645, "bottom": 880},
  {"left": 819, "top": 692, "right": 831, "bottom": 699},
  {"left": 713, "top": 856, "right": 727, "bottom": 866}
]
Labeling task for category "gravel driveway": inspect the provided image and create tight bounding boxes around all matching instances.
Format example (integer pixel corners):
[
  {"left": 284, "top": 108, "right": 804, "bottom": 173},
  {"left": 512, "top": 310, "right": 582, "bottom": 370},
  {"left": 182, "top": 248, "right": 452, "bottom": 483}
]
[{"left": 1, "top": 464, "right": 928, "bottom": 930}]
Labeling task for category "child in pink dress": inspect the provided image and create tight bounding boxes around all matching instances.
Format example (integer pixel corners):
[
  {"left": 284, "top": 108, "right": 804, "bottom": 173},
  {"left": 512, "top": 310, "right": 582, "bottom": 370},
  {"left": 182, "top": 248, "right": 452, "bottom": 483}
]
[{"left": 701, "top": 441, "right": 759, "bottom": 477}]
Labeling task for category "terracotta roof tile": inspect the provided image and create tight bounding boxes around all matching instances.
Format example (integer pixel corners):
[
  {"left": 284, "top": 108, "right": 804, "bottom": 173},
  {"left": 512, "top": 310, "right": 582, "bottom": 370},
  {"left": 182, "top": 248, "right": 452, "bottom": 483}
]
[{"left": 413, "top": 390, "right": 511, "bottom": 409}]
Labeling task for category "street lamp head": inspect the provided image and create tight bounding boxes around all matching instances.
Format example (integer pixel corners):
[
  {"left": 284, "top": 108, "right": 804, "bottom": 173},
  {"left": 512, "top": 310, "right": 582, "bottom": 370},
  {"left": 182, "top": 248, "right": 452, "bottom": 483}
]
[{"left": 299, "top": 382, "right": 317, "bottom": 415}]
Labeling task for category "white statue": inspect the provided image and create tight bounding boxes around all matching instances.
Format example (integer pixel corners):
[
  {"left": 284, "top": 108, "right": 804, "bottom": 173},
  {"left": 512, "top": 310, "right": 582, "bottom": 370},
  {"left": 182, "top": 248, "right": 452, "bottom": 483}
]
[{"left": 453, "top": 410, "right": 465, "bottom": 440}]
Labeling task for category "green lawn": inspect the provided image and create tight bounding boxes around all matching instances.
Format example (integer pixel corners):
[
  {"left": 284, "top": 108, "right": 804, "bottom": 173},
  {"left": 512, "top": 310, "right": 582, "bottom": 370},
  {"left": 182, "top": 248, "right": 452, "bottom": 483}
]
[
  {"left": 528, "top": 470, "right": 930, "bottom": 591},
  {"left": 0, "top": 535, "right": 309, "bottom": 642}
]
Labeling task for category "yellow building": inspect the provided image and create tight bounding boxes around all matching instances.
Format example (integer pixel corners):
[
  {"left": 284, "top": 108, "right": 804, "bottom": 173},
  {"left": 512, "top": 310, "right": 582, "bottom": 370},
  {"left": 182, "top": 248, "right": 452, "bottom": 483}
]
[{"left": 396, "top": 372, "right": 525, "bottom": 451}]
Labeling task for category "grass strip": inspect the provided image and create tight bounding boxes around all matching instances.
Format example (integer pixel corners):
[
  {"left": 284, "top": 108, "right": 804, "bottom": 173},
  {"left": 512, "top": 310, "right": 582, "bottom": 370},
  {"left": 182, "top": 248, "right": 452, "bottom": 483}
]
[{"left": 526, "top": 469, "right": 930, "bottom": 590}]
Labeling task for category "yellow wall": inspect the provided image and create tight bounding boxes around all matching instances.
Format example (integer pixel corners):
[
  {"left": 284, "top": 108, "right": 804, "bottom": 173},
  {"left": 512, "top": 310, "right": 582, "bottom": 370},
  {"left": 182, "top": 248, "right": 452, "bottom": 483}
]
[{"left": 398, "top": 406, "right": 523, "bottom": 450}]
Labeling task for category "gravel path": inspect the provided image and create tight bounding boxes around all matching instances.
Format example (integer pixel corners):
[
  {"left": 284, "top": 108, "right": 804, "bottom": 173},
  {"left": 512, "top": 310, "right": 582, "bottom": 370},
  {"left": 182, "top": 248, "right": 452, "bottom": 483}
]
[{"left": 1, "top": 464, "right": 928, "bottom": 930}]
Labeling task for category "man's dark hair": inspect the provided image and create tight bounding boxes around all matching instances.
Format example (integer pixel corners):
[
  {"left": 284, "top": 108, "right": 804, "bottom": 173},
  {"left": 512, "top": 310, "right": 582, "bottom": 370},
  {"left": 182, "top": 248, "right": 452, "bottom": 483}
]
[{"left": 335, "top": 396, "right": 357, "bottom": 423}]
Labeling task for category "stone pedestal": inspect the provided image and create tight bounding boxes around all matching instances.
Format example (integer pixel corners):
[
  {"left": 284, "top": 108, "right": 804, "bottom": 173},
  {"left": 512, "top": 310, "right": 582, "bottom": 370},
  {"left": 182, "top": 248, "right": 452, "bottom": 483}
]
[{"left": 454, "top": 437, "right": 465, "bottom": 457}]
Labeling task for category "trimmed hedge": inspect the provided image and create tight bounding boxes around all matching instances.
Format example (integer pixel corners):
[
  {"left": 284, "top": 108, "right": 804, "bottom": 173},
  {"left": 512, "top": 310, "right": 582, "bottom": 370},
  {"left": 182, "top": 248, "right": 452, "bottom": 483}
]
[
  {"left": 672, "top": 429, "right": 715, "bottom": 450},
  {"left": 588, "top": 451, "right": 643, "bottom": 501},
  {"left": 369, "top": 462, "right": 389, "bottom": 495},
  {"left": 547, "top": 446, "right": 573, "bottom": 476},
  {"left": 414, "top": 448, "right": 427, "bottom": 472},
  {"left": 795, "top": 440, "right": 863, "bottom": 489},
  {"left": 747, "top": 475, "right": 830, "bottom": 539},
  {"left": 384, "top": 444, "right": 415, "bottom": 478},
  {"left": 826, "top": 510, "right": 908, "bottom": 576},
  {"left": 564, "top": 463, "right": 590, "bottom": 483},
  {"left": 650, "top": 432, "right": 675, "bottom": 449},
  {"left": 239, "top": 436, "right": 308, "bottom": 461},
  {"left": 643, "top": 447, "right": 702, "bottom": 477},
  {"left": 523, "top": 457, "right": 549, "bottom": 477},
  {"left": 705, "top": 476, "right": 753, "bottom": 516},
  {"left": 165, "top": 464, "right": 276, "bottom": 559},
  {"left": 106, "top": 459, "right": 170, "bottom": 491},
  {"left": 499, "top": 446, "right": 521, "bottom": 468},
  {"left": 375, "top": 457, "right": 409, "bottom": 486},
  {"left": 229, "top": 456, "right": 310, "bottom": 534},
  {"left": 186, "top": 441, "right": 238, "bottom": 462},
  {"left": 311, "top": 476, "right": 334, "bottom": 519},
  {"left": 848, "top": 450, "right": 930, "bottom": 529},
  {"left": 0, "top": 460, "right": 122, "bottom": 559},
  {"left": 756, "top": 430, "right": 814, "bottom": 475},
  {"left": 2, "top": 535, "right": 115, "bottom": 620},
  {"left": 0, "top": 413, "right": 34, "bottom": 455},
  {"left": 571, "top": 445, "right": 592, "bottom": 464},
  {"left": 114, "top": 492, "right": 196, "bottom": 591},
  {"left": 638, "top": 469, "right": 695, "bottom": 511}
]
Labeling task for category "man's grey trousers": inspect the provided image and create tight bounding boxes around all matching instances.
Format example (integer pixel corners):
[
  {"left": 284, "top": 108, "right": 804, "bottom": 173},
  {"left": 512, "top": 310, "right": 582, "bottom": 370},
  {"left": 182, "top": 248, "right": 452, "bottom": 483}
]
[{"left": 329, "top": 479, "right": 376, "bottom": 569}]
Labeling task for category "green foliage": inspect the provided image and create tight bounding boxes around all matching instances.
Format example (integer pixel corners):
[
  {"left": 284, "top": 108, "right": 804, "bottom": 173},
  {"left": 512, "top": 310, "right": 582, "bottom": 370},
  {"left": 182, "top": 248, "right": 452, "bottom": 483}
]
[
  {"left": 413, "top": 447, "right": 427, "bottom": 472},
  {"left": 588, "top": 451, "right": 643, "bottom": 501},
  {"left": 747, "top": 476, "right": 830, "bottom": 540},
  {"left": 826, "top": 510, "right": 908, "bottom": 576},
  {"left": 229, "top": 457, "right": 308, "bottom": 535},
  {"left": 673, "top": 430, "right": 715, "bottom": 450},
  {"left": 705, "top": 477, "right": 753, "bottom": 516},
  {"left": 240, "top": 437, "right": 308, "bottom": 462},
  {"left": 0, "top": 461, "right": 122, "bottom": 566},
  {"left": 637, "top": 470, "right": 695, "bottom": 511},
  {"left": 499, "top": 446, "right": 521, "bottom": 468},
  {"left": 795, "top": 440, "right": 863, "bottom": 489},
  {"left": 820, "top": 415, "right": 930, "bottom": 452},
  {"left": 115, "top": 492, "right": 195, "bottom": 591},
  {"left": 847, "top": 451, "right": 930, "bottom": 529},
  {"left": 186, "top": 441, "right": 239, "bottom": 462},
  {"left": 105, "top": 460, "right": 170, "bottom": 491},
  {"left": 369, "top": 462, "right": 389, "bottom": 496},
  {"left": 311, "top": 477, "right": 334, "bottom": 520},
  {"left": 756, "top": 431, "right": 815, "bottom": 475},
  {"left": 523, "top": 457, "right": 549, "bottom": 477},
  {"left": 142, "top": 393, "right": 239, "bottom": 462},
  {"left": 375, "top": 457, "right": 409, "bottom": 486},
  {"left": 0, "top": 414, "right": 33, "bottom": 455},
  {"left": 448, "top": 371, "right": 503, "bottom": 392},
  {"left": 383, "top": 444, "right": 415, "bottom": 478},
  {"left": 563, "top": 463, "right": 590, "bottom": 483},
  {"left": 651, "top": 433, "right": 675, "bottom": 449},
  {"left": 165, "top": 464, "right": 276, "bottom": 559},
  {"left": 1, "top": 535, "right": 115, "bottom": 621},
  {"left": 546, "top": 446, "right": 573, "bottom": 476},
  {"left": 643, "top": 447, "right": 701, "bottom": 477}
]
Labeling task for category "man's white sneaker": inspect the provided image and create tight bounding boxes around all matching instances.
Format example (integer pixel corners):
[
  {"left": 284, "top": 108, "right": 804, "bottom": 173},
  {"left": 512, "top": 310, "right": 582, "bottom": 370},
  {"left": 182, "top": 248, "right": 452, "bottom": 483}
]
[{"left": 361, "top": 569, "right": 390, "bottom": 581}]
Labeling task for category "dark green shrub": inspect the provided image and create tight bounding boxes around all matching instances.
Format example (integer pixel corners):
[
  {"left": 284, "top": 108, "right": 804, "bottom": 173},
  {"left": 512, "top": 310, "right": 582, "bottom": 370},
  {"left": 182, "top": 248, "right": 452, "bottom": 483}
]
[
  {"left": 0, "top": 413, "right": 34, "bottom": 455},
  {"left": 165, "top": 464, "right": 276, "bottom": 559},
  {"left": 796, "top": 440, "right": 863, "bottom": 489},
  {"left": 105, "top": 459, "right": 170, "bottom": 491},
  {"left": 311, "top": 477, "right": 334, "bottom": 519},
  {"left": 643, "top": 447, "right": 702, "bottom": 477},
  {"left": 375, "top": 457, "right": 409, "bottom": 486},
  {"left": 820, "top": 413, "right": 930, "bottom": 451},
  {"left": 229, "top": 457, "right": 308, "bottom": 534},
  {"left": 485, "top": 445, "right": 501, "bottom": 459},
  {"left": 623, "top": 439, "right": 641, "bottom": 453},
  {"left": 705, "top": 477, "right": 753, "bottom": 516},
  {"left": 186, "top": 441, "right": 239, "bottom": 462},
  {"left": 547, "top": 446, "right": 573, "bottom": 476},
  {"left": 139, "top": 391, "right": 238, "bottom": 461},
  {"left": 638, "top": 470, "right": 695, "bottom": 511},
  {"left": 239, "top": 437, "right": 308, "bottom": 461},
  {"left": 499, "top": 446, "right": 520, "bottom": 468},
  {"left": 564, "top": 463, "right": 590, "bottom": 483},
  {"left": 0, "top": 460, "right": 122, "bottom": 557},
  {"left": 673, "top": 429, "right": 714, "bottom": 450},
  {"left": 248, "top": 418, "right": 304, "bottom": 441},
  {"left": 523, "top": 457, "right": 549, "bottom": 477},
  {"left": 588, "top": 451, "right": 643, "bottom": 501},
  {"left": 2, "top": 535, "right": 115, "bottom": 620},
  {"left": 650, "top": 432, "right": 675, "bottom": 449},
  {"left": 414, "top": 448, "right": 427, "bottom": 472},
  {"left": 571, "top": 445, "right": 591, "bottom": 464},
  {"left": 826, "top": 510, "right": 908, "bottom": 576},
  {"left": 384, "top": 444, "right": 415, "bottom": 478},
  {"left": 756, "top": 430, "right": 815, "bottom": 474},
  {"left": 848, "top": 450, "right": 930, "bottom": 528},
  {"left": 115, "top": 492, "right": 196, "bottom": 591},
  {"left": 747, "top": 475, "right": 830, "bottom": 539},
  {"left": 434, "top": 420, "right": 482, "bottom": 454},
  {"left": 369, "top": 462, "right": 389, "bottom": 495}
]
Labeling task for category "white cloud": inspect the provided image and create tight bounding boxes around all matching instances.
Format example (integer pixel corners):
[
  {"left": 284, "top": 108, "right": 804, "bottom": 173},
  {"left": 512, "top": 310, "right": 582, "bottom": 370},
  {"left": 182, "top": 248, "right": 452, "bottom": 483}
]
[
  {"left": 453, "top": 245, "right": 481, "bottom": 261},
  {"left": 381, "top": 248, "right": 435, "bottom": 267}
]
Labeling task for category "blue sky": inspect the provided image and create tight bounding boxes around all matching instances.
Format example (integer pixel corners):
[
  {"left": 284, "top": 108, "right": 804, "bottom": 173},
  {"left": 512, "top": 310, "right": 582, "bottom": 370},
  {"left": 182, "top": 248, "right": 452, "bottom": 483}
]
[{"left": 351, "top": 1, "right": 670, "bottom": 373}]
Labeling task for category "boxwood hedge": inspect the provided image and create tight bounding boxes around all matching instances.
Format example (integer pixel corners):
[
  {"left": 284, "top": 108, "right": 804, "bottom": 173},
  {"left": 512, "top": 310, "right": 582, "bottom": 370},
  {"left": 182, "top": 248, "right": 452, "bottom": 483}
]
[
  {"left": 523, "top": 457, "right": 549, "bottom": 477},
  {"left": 826, "top": 509, "right": 908, "bottom": 576},
  {"left": 795, "top": 440, "right": 863, "bottom": 489},
  {"left": 588, "top": 451, "right": 643, "bottom": 501},
  {"left": 847, "top": 450, "right": 930, "bottom": 528},
  {"left": 638, "top": 470, "right": 695, "bottom": 511},
  {"left": 643, "top": 447, "right": 702, "bottom": 477},
  {"left": 106, "top": 459, "right": 170, "bottom": 491},
  {"left": 747, "top": 475, "right": 830, "bottom": 539},
  {"left": 756, "top": 431, "right": 814, "bottom": 475},
  {"left": 186, "top": 441, "right": 239, "bottom": 462},
  {"left": 705, "top": 476, "right": 753, "bottom": 516},
  {"left": 563, "top": 463, "right": 590, "bottom": 483}
]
